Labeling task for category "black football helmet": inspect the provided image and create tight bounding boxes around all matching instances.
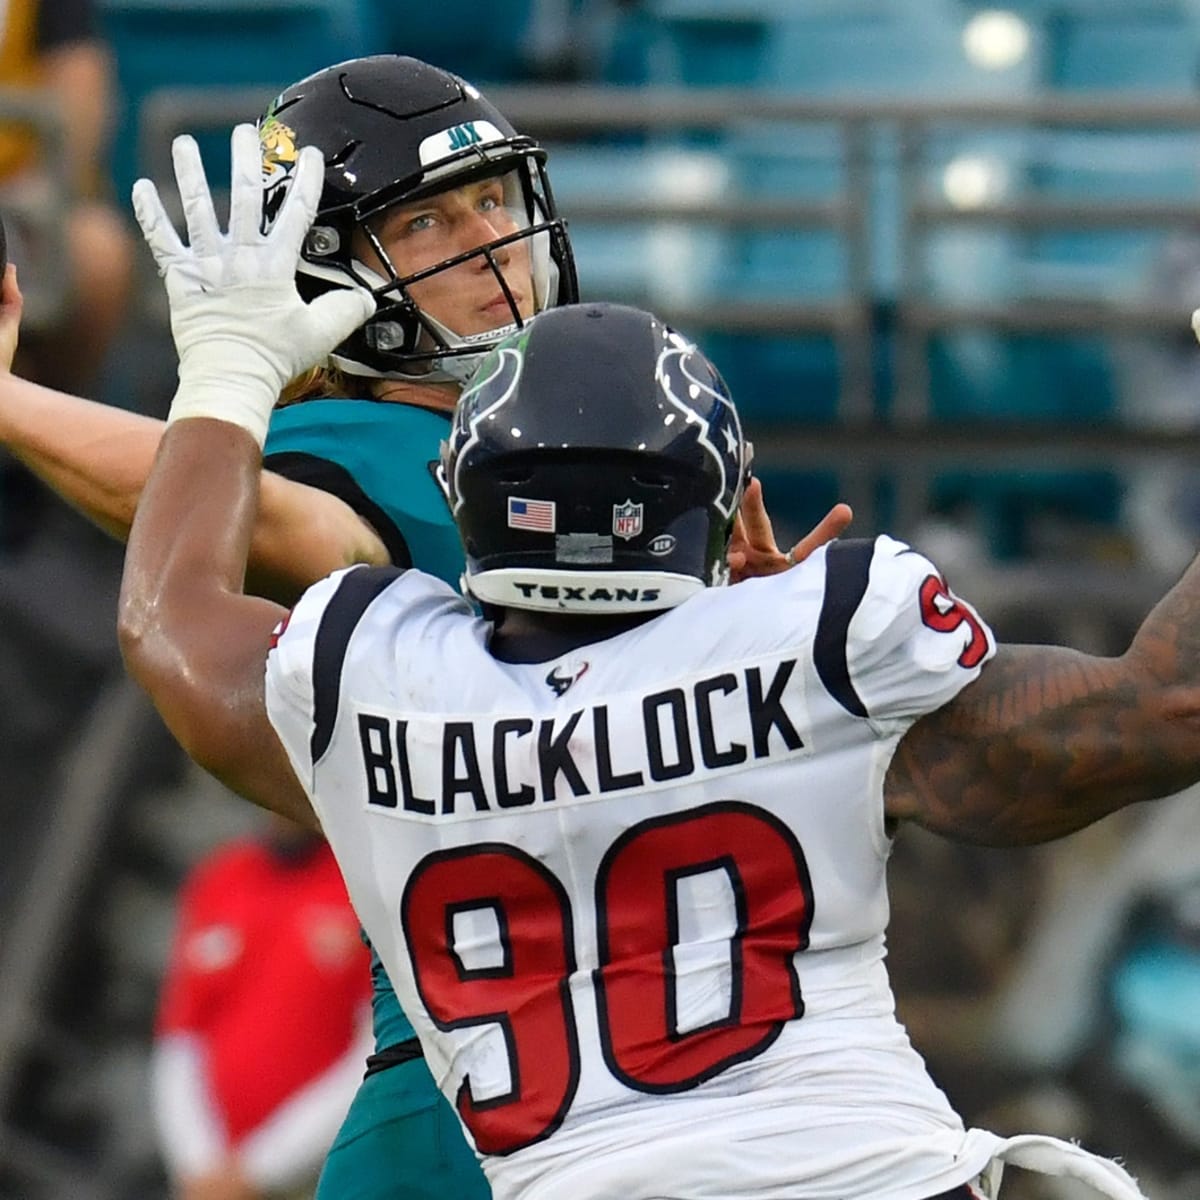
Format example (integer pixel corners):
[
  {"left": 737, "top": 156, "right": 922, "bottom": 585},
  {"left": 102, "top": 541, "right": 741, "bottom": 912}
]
[
  {"left": 440, "top": 303, "right": 752, "bottom": 613},
  {"left": 257, "top": 55, "right": 578, "bottom": 383}
]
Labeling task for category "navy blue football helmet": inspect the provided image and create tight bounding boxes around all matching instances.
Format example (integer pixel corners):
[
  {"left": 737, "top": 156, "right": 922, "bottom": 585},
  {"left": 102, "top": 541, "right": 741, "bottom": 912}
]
[
  {"left": 440, "top": 303, "right": 752, "bottom": 613},
  {"left": 257, "top": 55, "right": 577, "bottom": 384}
]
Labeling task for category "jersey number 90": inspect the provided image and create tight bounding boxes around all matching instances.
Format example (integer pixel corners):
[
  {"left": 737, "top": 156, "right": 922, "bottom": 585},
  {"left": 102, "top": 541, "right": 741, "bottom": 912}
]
[{"left": 401, "top": 801, "right": 814, "bottom": 1155}]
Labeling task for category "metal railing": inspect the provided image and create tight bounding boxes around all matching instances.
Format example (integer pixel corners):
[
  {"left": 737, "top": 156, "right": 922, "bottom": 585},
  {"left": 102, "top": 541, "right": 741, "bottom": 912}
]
[{"left": 134, "top": 86, "right": 1200, "bottom": 583}]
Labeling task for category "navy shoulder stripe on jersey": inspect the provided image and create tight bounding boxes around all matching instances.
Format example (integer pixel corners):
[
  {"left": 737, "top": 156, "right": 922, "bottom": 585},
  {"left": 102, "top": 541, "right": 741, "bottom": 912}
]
[
  {"left": 813, "top": 538, "right": 875, "bottom": 719},
  {"left": 264, "top": 451, "right": 414, "bottom": 569},
  {"left": 311, "top": 566, "right": 404, "bottom": 764}
]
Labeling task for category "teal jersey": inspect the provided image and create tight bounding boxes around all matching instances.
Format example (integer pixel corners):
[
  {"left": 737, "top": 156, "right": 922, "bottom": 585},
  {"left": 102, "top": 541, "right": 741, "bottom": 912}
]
[
  {"left": 265, "top": 398, "right": 462, "bottom": 590},
  {"left": 265, "top": 398, "right": 461, "bottom": 1053}
]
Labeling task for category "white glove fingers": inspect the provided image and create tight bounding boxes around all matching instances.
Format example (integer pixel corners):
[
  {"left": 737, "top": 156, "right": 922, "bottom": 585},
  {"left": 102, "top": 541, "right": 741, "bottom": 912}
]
[
  {"left": 306, "top": 289, "right": 376, "bottom": 352},
  {"left": 131, "top": 178, "right": 185, "bottom": 271},
  {"left": 171, "top": 134, "right": 222, "bottom": 258},
  {"left": 227, "top": 123, "right": 265, "bottom": 246},
  {"left": 271, "top": 144, "right": 325, "bottom": 259}
]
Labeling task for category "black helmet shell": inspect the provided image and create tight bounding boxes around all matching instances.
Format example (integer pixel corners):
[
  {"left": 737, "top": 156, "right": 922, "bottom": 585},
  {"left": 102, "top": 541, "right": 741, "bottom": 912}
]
[
  {"left": 258, "top": 55, "right": 578, "bottom": 381},
  {"left": 441, "top": 303, "right": 752, "bottom": 613}
]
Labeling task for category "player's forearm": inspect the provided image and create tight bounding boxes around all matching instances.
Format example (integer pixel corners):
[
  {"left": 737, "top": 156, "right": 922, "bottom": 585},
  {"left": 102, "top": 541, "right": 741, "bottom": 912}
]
[
  {"left": 248, "top": 473, "right": 391, "bottom": 605},
  {"left": 119, "top": 418, "right": 311, "bottom": 823},
  {"left": 0, "top": 374, "right": 164, "bottom": 538},
  {"left": 119, "top": 419, "right": 265, "bottom": 753},
  {"left": 0, "top": 374, "right": 381, "bottom": 597},
  {"left": 889, "top": 555, "right": 1200, "bottom": 845}
]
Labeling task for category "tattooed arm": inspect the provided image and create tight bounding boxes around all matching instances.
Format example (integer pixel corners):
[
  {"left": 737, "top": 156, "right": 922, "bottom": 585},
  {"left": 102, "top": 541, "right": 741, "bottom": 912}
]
[{"left": 885, "top": 556, "right": 1200, "bottom": 846}]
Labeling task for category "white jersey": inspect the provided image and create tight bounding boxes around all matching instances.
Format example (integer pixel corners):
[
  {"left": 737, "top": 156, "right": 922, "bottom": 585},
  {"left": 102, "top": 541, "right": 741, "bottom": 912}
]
[{"left": 266, "top": 535, "right": 1000, "bottom": 1200}]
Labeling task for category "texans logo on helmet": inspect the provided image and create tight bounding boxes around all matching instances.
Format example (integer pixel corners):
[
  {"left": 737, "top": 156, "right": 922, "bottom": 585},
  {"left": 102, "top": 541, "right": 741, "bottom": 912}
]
[{"left": 657, "top": 331, "right": 748, "bottom": 520}]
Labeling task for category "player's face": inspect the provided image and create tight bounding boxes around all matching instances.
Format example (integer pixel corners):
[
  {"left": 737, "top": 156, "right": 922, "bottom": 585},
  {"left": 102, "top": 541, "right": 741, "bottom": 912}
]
[{"left": 356, "top": 173, "right": 536, "bottom": 340}]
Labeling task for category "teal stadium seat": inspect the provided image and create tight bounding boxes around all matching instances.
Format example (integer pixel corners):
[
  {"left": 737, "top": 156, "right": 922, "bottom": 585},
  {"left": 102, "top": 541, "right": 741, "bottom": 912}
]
[
  {"left": 545, "top": 141, "right": 734, "bottom": 306},
  {"left": 1045, "top": 6, "right": 1198, "bottom": 90},
  {"left": 362, "top": 0, "right": 546, "bottom": 84},
  {"left": 765, "top": 0, "right": 1038, "bottom": 97},
  {"left": 714, "top": 124, "right": 854, "bottom": 424},
  {"left": 1021, "top": 125, "right": 1200, "bottom": 326},
  {"left": 637, "top": 0, "right": 775, "bottom": 87},
  {"left": 749, "top": 0, "right": 1128, "bottom": 556},
  {"left": 750, "top": 465, "right": 844, "bottom": 553},
  {"left": 917, "top": 120, "right": 1175, "bottom": 556},
  {"left": 98, "top": 0, "right": 375, "bottom": 202}
]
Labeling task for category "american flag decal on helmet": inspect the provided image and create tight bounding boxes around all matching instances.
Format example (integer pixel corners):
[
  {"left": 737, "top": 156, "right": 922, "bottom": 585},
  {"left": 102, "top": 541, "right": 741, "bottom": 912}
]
[{"left": 508, "top": 497, "right": 556, "bottom": 532}]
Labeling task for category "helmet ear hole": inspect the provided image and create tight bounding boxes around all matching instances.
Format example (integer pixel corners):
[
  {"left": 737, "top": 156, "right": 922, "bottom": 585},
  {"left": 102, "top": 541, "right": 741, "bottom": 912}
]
[{"left": 632, "top": 471, "right": 673, "bottom": 489}]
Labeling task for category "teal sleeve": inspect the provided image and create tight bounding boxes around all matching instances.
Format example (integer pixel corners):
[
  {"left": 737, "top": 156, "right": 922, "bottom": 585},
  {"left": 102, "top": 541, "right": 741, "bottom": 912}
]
[
  {"left": 264, "top": 399, "right": 464, "bottom": 589},
  {"left": 266, "top": 399, "right": 460, "bottom": 1053}
]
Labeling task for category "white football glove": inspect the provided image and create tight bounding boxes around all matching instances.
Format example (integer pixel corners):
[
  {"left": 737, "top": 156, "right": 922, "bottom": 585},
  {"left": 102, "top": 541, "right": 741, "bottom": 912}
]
[{"left": 132, "top": 123, "right": 374, "bottom": 447}]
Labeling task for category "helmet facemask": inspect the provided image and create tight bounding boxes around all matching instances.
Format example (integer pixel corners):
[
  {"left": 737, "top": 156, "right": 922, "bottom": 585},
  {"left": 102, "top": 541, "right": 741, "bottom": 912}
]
[
  {"left": 291, "top": 147, "right": 571, "bottom": 385},
  {"left": 341, "top": 162, "right": 561, "bottom": 383}
]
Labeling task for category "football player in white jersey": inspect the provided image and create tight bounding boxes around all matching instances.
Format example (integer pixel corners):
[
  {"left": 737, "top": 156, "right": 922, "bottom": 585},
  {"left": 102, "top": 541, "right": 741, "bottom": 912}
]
[{"left": 117, "top": 125, "right": 1199, "bottom": 1200}]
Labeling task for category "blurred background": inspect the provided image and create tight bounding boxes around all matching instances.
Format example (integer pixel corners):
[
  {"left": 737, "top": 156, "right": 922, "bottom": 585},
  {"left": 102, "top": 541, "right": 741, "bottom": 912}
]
[{"left": 2, "top": 1, "right": 1200, "bottom": 1197}]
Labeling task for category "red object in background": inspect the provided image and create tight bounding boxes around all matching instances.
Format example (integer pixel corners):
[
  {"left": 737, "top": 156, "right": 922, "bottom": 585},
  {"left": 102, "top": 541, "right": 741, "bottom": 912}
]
[{"left": 156, "top": 837, "right": 370, "bottom": 1141}]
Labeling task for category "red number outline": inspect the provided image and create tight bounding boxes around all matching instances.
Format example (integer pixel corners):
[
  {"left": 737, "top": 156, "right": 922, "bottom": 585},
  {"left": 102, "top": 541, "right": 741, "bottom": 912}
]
[
  {"left": 402, "top": 844, "right": 580, "bottom": 1155},
  {"left": 401, "top": 805, "right": 815, "bottom": 1153},
  {"left": 595, "top": 801, "right": 813, "bottom": 1093},
  {"left": 918, "top": 574, "right": 989, "bottom": 668}
]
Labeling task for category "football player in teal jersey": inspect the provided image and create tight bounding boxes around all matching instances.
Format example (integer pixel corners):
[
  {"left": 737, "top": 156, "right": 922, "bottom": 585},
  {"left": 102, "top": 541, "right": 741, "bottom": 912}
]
[
  {"left": 0, "top": 56, "right": 850, "bottom": 1200},
  {"left": 252, "top": 55, "right": 573, "bottom": 1198}
]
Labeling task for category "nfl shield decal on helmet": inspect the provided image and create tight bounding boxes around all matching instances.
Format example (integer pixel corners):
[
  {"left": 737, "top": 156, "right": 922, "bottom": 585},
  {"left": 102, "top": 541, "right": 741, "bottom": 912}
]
[{"left": 613, "top": 500, "right": 643, "bottom": 540}]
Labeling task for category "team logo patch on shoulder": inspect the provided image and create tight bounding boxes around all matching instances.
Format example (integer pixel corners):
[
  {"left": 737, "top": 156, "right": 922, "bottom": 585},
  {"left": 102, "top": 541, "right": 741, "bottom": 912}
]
[
  {"left": 613, "top": 499, "right": 643, "bottom": 540},
  {"left": 545, "top": 659, "right": 589, "bottom": 697},
  {"left": 508, "top": 496, "right": 556, "bottom": 532}
]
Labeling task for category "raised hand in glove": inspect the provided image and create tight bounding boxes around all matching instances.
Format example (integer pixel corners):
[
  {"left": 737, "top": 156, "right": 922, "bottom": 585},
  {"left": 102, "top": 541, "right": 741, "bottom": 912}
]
[{"left": 132, "top": 123, "right": 372, "bottom": 447}]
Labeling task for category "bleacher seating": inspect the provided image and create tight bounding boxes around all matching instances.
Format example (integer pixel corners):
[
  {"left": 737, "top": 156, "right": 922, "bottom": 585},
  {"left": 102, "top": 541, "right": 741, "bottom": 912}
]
[
  {"left": 98, "top": 0, "right": 375, "bottom": 201},
  {"left": 363, "top": 0, "right": 550, "bottom": 84},
  {"left": 91, "top": 0, "right": 1200, "bottom": 559},
  {"left": 1045, "top": 7, "right": 1197, "bottom": 90}
]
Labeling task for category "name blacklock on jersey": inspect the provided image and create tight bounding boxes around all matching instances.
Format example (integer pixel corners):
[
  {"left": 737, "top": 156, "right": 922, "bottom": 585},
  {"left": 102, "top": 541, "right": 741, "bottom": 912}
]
[
  {"left": 357, "top": 654, "right": 803, "bottom": 817},
  {"left": 263, "top": 534, "right": 1038, "bottom": 1200}
]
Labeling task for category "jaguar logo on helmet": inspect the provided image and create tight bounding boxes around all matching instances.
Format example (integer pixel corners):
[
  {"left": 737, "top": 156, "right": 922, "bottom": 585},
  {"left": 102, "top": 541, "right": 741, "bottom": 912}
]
[{"left": 258, "top": 110, "right": 299, "bottom": 232}]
